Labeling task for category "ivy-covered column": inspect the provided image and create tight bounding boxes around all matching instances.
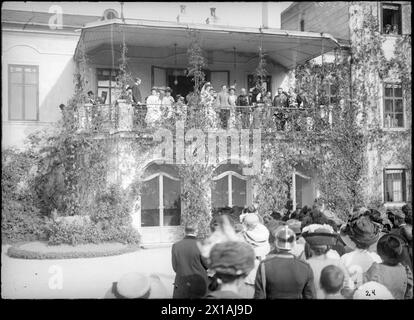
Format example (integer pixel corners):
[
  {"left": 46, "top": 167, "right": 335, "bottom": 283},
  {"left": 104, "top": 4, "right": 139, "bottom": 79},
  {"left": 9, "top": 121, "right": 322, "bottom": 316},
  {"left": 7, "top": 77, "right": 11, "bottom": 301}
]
[{"left": 180, "top": 165, "right": 213, "bottom": 239}]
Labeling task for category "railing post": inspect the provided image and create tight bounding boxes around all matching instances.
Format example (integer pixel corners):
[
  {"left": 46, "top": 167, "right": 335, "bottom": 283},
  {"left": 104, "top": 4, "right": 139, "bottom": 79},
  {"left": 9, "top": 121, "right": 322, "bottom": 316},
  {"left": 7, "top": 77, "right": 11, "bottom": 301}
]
[{"left": 117, "top": 99, "right": 134, "bottom": 131}]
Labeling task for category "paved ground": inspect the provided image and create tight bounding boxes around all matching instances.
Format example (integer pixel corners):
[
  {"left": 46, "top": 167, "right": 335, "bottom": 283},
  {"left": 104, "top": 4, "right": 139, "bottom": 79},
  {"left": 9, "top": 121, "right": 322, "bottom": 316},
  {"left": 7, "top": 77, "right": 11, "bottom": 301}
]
[{"left": 1, "top": 244, "right": 175, "bottom": 299}]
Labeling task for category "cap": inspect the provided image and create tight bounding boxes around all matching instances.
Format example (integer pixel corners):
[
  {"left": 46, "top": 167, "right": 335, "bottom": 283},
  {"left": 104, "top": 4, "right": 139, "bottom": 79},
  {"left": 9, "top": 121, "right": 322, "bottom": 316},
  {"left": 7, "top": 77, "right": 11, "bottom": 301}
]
[{"left": 274, "top": 226, "right": 296, "bottom": 251}]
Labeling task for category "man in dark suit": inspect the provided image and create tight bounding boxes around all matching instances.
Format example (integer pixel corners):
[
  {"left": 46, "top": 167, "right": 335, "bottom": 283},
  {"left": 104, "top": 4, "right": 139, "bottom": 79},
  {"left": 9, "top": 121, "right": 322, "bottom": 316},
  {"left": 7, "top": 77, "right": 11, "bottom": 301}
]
[
  {"left": 272, "top": 88, "right": 289, "bottom": 130},
  {"left": 171, "top": 222, "right": 209, "bottom": 298},
  {"left": 254, "top": 226, "right": 316, "bottom": 299},
  {"left": 130, "top": 77, "right": 142, "bottom": 104}
]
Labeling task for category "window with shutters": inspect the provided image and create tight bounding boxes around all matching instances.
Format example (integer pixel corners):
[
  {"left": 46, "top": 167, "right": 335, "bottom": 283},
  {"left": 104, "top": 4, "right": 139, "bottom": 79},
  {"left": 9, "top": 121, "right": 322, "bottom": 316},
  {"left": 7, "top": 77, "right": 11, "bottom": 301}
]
[
  {"left": 381, "top": 3, "right": 402, "bottom": 35},
  {"left": 8, "top": 65, "right": 39, "bottom": 121},
  {"left": 383, "top": 83, "right": 404, "bottom": 128},
  {"left": 384, "top": 169, "right": 407, "bottom": 203}
]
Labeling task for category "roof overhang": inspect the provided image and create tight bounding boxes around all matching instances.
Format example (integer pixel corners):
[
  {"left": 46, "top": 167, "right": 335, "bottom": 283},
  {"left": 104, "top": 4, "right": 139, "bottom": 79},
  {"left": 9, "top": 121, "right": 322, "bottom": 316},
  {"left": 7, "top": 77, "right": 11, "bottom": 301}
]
[{"left": 74, "top": 18, "right": 341, "bottom": 70}]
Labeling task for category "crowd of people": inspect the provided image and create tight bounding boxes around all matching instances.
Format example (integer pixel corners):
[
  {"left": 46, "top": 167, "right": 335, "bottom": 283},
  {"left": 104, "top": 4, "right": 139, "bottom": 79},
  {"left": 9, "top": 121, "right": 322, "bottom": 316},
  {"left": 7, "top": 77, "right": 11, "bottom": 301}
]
[
  {"left": 79, "top": 76, "right": 312, "bottom": 130},
  {"left": 106, "top": 202, "right": 412, "bottom": 300}
]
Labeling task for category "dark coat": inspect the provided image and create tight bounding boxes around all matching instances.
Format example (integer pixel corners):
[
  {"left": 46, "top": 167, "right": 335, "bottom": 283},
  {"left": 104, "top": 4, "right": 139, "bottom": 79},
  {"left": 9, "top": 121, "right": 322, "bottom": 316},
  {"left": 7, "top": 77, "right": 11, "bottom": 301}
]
[
  {"left": 254, "top": 251, "right": 316, "bottom": 299},
  {"left": 391, "top": 225, "right": 413, "bottom": 273},
  {"left": 172, "top": 235, "right": 209, "bottom": 299},
  {"left": 131, "top": 83, "right": 142, "bottom": 104},
  {"left": 272, "top": 93, "right": 289, "bottom": 108}
]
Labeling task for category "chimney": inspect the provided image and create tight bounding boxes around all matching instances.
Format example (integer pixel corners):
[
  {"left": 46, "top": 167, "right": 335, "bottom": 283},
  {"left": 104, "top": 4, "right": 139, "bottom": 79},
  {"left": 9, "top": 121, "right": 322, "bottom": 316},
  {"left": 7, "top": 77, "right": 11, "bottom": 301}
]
[
  {"left": 210, "top": 7, "right": 216, "bottom": 17},
  {"left": 261, "top": 2, "right": 269, "bottom": 28}
]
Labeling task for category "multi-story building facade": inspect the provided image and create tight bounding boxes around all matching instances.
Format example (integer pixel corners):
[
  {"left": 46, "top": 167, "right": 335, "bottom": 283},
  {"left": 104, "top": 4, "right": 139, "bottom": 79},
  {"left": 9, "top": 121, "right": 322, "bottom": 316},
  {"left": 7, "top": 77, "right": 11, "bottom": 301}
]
[
  {"left": 282, "top": 1, "right": 412, "bottom": 210},
  {"left": 3, "top": 2, "right": 410, "bottom": 245}
]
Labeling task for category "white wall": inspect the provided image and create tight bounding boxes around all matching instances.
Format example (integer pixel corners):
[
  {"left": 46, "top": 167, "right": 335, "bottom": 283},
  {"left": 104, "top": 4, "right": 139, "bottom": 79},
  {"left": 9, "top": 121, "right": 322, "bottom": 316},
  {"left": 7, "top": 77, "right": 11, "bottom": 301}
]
[
  {"left": 3, "top": 1, "right": 292, "bottom": 29},
  {"left": 2, "top": 30, "right": 79, "bottom": 148}
]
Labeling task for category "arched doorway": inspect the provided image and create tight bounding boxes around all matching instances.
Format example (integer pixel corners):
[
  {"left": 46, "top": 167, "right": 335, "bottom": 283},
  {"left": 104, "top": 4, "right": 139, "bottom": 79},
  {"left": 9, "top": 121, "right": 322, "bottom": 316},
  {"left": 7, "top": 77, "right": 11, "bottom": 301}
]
[
  {"left": 139, "top": 162, "right": 183, "bottom": 243},
  {"left": 211, "top": 163, "right": 251, "bottom": 212}
]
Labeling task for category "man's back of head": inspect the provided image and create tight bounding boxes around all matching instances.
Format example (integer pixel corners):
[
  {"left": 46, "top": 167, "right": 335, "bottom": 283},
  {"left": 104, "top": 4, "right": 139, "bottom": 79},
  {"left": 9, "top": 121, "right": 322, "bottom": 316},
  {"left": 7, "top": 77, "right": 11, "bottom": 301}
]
[{"left": 185, "top": 222, "right": 198, "bottom": 236}]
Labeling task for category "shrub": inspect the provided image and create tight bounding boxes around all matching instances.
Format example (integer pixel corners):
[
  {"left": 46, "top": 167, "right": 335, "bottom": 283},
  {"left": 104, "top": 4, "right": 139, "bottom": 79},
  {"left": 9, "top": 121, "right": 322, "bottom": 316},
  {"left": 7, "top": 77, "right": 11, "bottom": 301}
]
[
  {"left": 1, "top": 148, "right": 47, "bottom": 243},
  {"left": 46, "top": 185, "right": 141, "bottom": 246},
  {"left": 7, "top": 243, "right": 141, "bottom": 260},
  {"left": 46, "top": 220, "right": 103, "bottom": 246}
]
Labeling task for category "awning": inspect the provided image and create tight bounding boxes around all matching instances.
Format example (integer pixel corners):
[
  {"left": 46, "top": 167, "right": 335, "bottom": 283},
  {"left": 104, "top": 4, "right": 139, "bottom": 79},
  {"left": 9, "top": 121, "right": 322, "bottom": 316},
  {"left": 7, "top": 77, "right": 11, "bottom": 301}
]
[{"left": 74, "top": 18, "right": 341, "bottom": 70}]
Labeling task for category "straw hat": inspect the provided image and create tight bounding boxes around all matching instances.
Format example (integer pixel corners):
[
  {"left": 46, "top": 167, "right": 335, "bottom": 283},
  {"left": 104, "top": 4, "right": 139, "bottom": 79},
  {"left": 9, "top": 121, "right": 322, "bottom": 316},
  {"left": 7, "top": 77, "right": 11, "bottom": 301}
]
[{"left": 112, "top": 273, "right": 168, "bottom": 299}]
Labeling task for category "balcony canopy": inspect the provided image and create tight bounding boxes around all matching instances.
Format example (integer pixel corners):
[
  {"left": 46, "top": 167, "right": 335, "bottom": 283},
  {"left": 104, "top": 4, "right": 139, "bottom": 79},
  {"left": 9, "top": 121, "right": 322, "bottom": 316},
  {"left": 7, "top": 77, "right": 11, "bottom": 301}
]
[{"left": 74, "top": 18, "right": 341, "bottom": 70}]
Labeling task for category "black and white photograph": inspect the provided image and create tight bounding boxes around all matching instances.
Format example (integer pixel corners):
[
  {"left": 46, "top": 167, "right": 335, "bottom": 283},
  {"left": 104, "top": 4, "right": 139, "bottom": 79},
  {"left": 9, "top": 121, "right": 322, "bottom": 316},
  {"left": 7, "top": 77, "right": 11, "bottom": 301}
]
[{"left": 1, "top": 0, "right": 412, "bottom": 308}]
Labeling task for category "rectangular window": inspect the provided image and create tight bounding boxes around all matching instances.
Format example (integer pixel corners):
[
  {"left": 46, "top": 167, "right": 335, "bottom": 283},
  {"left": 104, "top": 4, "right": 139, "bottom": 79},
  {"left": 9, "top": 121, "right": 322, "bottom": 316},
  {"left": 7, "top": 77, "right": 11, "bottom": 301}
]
[
  {"left": 8, "top": 65, "right": 39, "bottom": 121},
  {"left": 96, "top": 68, "right": 119, "bottom": 104},
  {"left": 384, "top": 169, "right": 407, "bottom": 202},
  {"left": 383, "top": 83, "right": 404, "bottom": 128},
  {"left": 382, "top": 3, "right": 402, "bottom": 35}
]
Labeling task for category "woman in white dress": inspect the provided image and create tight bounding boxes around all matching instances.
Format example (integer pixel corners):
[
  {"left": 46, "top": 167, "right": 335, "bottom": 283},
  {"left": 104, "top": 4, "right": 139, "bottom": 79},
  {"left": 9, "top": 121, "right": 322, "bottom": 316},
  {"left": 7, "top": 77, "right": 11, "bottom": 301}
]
[{"left": 145, "top": 87, "right": 162, "bottom": 126}]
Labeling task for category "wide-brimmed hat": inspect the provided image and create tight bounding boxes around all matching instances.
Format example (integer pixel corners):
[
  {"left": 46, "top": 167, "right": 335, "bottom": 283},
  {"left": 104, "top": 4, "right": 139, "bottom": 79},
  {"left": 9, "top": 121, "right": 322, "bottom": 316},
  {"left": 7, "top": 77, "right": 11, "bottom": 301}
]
[
  {"left": 302, "top": 224, "right": 338, "bottom": 247},
  {"left": 113, "top": 273, "right": 168, "bottom": 299},
  {"left": 151, "top": 86, "right": 158, "bottom": 91},
  {"left": 274, "top": 226, "right": 296, "bottom": 251},
  {"left": 340, "top": 215, "right": 381, "bottom": 248},
  {"left": 165, "top": 87, "right": 172, "bottom": 93},
  {"left": 209, "top": 241, "right": 255, "bottom": 276}
]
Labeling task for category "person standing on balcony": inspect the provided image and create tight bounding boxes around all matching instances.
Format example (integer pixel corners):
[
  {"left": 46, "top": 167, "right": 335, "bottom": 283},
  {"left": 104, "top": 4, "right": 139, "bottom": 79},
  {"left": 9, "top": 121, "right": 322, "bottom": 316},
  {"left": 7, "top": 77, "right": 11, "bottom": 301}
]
[
  {"left": 161, "top": 87, "right": 175, "bottom": 119},
  {"left": 130, "top": 77, "right": 142, "bottom": 104},
  {"left": 273, "top": 88, "right": 289, "bottom": 131},
  {"left": 228, "top": 86, "right": 237, "bottom": 128},
  {"left": 217, "top": 85, "right": 230, "bottom": 128},
  {"left": 236, "top": 88, "right": 251, "bottom": 128},
  {"left": 145, "top": 87, "right": 162, "bottom": 126}
]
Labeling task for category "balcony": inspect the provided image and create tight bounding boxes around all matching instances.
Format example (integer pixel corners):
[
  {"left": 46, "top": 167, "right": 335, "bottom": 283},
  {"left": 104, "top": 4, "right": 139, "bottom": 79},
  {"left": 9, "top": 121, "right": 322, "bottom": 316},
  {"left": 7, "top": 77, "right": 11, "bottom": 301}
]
[{"left": 72, "top": 100, "right": 336, "bottom": 138}]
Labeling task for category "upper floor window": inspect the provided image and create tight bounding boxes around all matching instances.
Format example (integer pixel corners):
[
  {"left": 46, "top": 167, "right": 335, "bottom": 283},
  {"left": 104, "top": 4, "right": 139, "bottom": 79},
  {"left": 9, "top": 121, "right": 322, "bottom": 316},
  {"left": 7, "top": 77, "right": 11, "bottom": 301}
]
[
  {"left": 8, "top": 65, "right": 39, "bottom": 121},
  {"left": 300, "top": 19, "right": 305, "bottom": 31},
  {"left": 384, "top": 169, "right": 407, "bottom": 203},
  {"left": 382, "top": 3, "right": 402, "bottom": 35},
  {"left": 383, "top": 83, "right": 404, "bottom": 128}
]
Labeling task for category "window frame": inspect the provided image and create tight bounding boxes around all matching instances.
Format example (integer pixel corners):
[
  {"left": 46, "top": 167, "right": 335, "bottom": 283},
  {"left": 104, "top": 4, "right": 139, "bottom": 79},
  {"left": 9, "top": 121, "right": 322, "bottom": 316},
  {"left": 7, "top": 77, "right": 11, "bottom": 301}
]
[
  {"left": 96, "top": 68, "right": 120, "bottom": 105},
  {"left": 383, "top": 168, "right": 407, "bottom": 204},
  {"left": 8, "top": 64, "right": 39, "bottom": 121},
  {"left": 211, "top": 170, "right": 248, "bottom": 208},
  {"left": 140, "top": 171, "right": 181, "bottom": 228},
  {"left": 380, "top": 2, "right": 402, "bottom": 36},
  {"left": 383, "top": 82, "right": 404, "bottom": 129}
]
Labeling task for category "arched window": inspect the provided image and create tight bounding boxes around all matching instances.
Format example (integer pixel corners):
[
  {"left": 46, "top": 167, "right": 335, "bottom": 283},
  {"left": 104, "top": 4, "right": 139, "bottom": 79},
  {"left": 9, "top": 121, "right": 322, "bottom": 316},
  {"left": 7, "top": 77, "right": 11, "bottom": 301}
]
[
  {"left": 211, "top": 163, "right": 248, "bottom": 210},
  {"left": 141, "top": 163, "right": 181, "bottom": 227}
]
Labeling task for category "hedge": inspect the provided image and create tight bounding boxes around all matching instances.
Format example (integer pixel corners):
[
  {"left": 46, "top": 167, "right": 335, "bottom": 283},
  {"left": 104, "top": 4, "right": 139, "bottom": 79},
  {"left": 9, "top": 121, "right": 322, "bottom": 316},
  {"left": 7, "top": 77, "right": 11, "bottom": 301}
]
[{"left": 7, "top": 243, "right": 141, "bottom": 260}]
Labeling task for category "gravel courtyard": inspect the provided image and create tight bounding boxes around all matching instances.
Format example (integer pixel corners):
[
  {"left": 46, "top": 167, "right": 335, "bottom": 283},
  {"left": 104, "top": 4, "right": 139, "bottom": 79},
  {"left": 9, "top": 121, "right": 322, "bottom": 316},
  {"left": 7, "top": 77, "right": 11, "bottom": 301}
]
[{"left": 1, "top": 244, "right": 175, "bottom": 299}]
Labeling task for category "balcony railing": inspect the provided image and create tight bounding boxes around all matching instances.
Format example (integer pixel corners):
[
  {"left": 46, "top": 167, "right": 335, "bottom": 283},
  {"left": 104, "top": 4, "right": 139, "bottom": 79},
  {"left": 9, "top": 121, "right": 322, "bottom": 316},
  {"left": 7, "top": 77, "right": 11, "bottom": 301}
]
[{"left": 73, "top": 101, "right": 335, "bottom": 134}]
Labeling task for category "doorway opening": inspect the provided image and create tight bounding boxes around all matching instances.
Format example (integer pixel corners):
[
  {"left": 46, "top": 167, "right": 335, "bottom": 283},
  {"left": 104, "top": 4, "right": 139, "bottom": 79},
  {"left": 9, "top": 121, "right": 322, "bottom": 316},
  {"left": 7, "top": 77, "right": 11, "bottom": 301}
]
[{"left": 167, "top": 75, "right": 194, "bottom": 99}]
